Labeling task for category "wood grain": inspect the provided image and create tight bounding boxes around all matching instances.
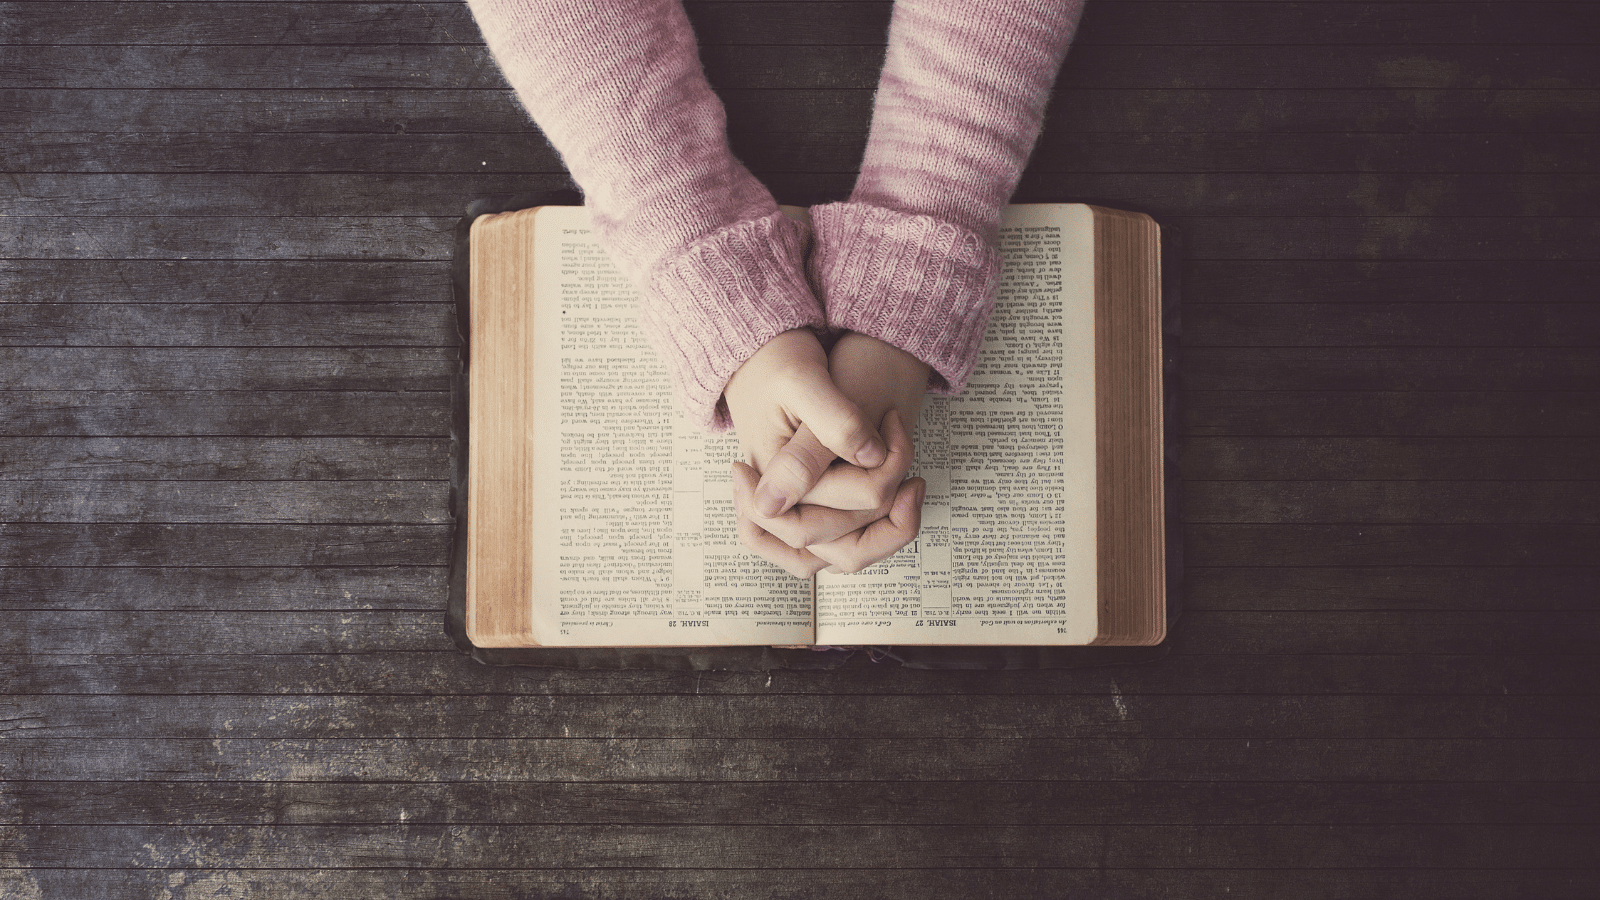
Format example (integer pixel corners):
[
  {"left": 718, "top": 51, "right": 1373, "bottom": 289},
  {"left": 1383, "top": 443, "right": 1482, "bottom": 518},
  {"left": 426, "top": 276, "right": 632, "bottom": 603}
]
[
  {"left": 0, "top": 348, "right": 457, "bottom": 390},
  {"left": 1, "top": 391, "right": 450, "bottom": 436},
  {"left": 9, "top": 693, "right": 1600, "bottom": 739},
  {"left": 8, "top": 780, "right": 1597, "bottom": 826},
  {"left": 3, "top": 870, "right": 1593, "bottom": 900},
  {"left": 5, "top": 737, "right": 1597, "bottom": 782},
  {"left": 6, "top": 649, "right": 1598, "bottom": 696},
  {"left": 4, "top": 0, "right": 1597, "bottom": 892}
]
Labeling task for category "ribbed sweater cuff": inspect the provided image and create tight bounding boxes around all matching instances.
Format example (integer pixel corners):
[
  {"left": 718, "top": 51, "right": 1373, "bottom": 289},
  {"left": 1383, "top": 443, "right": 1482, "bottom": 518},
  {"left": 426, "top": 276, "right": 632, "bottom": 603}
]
[
  {"left": 640, "top": 211, "right": 825, "bottom": 431},
  {"left": 810, "top": 202, "right": 1002, "bottom": 393}
]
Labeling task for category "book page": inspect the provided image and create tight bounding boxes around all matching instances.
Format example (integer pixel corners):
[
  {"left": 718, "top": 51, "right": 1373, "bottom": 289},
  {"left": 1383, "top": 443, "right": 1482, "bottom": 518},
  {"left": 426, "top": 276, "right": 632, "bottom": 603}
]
[
  {"left": 526, "top": 207, "right": 813, "bottom": 647},
  {"left": 816, "top": 205, "right": 1100, "bottom": 645}
]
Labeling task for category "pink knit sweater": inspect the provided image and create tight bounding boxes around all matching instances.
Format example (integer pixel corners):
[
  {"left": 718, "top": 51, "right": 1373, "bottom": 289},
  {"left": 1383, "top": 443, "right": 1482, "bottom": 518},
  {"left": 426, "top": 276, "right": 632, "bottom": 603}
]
[{"left": 466, "top": 0, "right": 1083, "bottom": 429}]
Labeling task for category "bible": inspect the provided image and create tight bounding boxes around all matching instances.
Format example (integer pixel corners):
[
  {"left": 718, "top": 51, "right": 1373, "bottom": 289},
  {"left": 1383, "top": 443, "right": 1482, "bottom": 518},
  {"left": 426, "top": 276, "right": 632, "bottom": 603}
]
[{"left": 462, "top": 203, "right": 1165, "bottom": 648}]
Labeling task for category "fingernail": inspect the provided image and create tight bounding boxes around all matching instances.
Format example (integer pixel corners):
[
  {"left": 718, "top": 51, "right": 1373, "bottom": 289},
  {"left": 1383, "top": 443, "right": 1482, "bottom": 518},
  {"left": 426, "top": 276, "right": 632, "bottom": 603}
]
[
  {"left": 856, "top": 438, "right": 886, "bottom": 468},
  {"left": 755, "top": 483, "right": 787, "bottom": 517}
]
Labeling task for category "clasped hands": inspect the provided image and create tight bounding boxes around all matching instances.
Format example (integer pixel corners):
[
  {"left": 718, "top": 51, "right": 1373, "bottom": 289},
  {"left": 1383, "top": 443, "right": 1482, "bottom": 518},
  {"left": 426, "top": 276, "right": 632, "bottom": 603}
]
[{"left": 723, "top": 328, "right": 931, "bottom": 578}]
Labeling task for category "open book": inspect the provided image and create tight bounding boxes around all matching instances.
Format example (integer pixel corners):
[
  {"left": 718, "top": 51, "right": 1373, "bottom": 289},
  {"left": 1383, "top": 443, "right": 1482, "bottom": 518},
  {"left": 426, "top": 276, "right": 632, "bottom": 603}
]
[{"left": 463, "top": 203, "right": 1165, "bottom": 648}]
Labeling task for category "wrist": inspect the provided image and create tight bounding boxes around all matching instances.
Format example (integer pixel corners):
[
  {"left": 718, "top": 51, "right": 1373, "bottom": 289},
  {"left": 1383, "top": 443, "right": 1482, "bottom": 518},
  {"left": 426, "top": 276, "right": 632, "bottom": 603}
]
[
  {"left": 828, "top": 331, "right": 931, "bottom": 433},
  {"left": 809, "top": 202, "right": 1001, "bottom": 395},
  {"left": 640, "top": 213, "right": 825, "bottom": 431}
]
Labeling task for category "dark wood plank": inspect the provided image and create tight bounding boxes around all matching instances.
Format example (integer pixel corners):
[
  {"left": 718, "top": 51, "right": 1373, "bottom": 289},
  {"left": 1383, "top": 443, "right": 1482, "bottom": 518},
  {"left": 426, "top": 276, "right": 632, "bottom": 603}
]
[
  {"left": 0, "top": 610, "right": 446, "bottom": 653},
  {"left": 0, "top": 303, "right": 454, "bottom": 347},
  {"left": 1065, "top": 43, "right": 1600, "bottom": 90},
  {"left": 7, "top": 650, "right": 1598, "bottom": 697},
  {"left": 1186, "top": 348, "right": 1600, "bottom": 392},
  {"left": 0, "top": 524, "right": 448, "bottom": 566},
  {"left": 1173, "top": 217, "right": 1600, "bottom": 261},
  {"left": 1185, "top": 524, "right": 1600, "bottom": 567},
  {"left": 0, "top": 348, "right": 455, "bottom": 390},
  {"left": 1027, "top": 131, "right": 1600, "bottom": 175},
  {"left": 8, "top": 869, "right": 1595, "bottom": 900},
  {"left": 3, "top": 822, "right": 1598, "bottom": 869},
  {"left": 1169, "top": 611, "right": 1600, "bottom": 654},
  {"left": 0, "top": 565, "right": 445, "bottom": 610},
  {"left": 1185, "top": 567, "right": 1600, "bottom": 611},
  {"left": 0, "top": 437, "right": 449, "bottom": 481},
  {"left": 0, "top": 481, "right": 447, "bottom": 523},
  {"left": 3, "top": 44, "right": 522, "bottom": 90},
  {"left": 1185, "top": 481, "right": 1600, "bottom": 525},
  {"left": 0, "top": 260, "right": 452, "bottom": 305},
  {"left": 12, "top": 693, "right": 1600, "bottom": 739},
  {"left": 0, "top": 391, "right": 449, "bottom": 436},
  {"left": 1183, "top": 436, "right": 1600, "bottom": 480},
  {"left": 1187, "top": 391, "right": 1600, "bottom": 436},
  {"left": 0, "top": 216, "right": 453, "bottom": 260},
  {"left": 1187, "top": 304, "right": 1600, "bottom": 346},
  {"left": 1187, "top": 260, "right": 1600, "bottom": 304},
  {"left": 5, "top": 737, "right": 1596, "bottom": 782},
  {"left": 0, "top": 2, "right": 489, "bottom": 45},
  {"left": 1072, "top": 2, "right": 1600, "bottom": 46},
  {"left": 9, "top": 780, "right": 1597, "bottom": 826}
]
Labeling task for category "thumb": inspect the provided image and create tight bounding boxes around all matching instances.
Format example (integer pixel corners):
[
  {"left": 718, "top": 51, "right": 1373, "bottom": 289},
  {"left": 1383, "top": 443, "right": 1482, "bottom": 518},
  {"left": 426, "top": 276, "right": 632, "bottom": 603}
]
[
  {"left": 782, "top": 370, "right": 886, "bottom": 471},
  {"left": 751, "top": 424, "right": 836, "bottom": 518}
]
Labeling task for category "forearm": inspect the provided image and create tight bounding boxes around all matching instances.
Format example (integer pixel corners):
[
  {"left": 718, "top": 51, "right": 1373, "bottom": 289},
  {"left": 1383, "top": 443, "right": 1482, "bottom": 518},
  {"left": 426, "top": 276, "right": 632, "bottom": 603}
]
[
  {"left": 812, "top": 0, "right": 1085, "bottom": 392},
  {"left": 467, "top": 0, "right": 824, "bottom": 428}
]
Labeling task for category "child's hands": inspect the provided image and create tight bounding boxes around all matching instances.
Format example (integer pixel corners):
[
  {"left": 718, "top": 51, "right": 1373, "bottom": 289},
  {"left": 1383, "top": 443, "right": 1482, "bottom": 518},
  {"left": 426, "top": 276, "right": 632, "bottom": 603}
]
[
  {"left": 722, "top": 328, "right": 888, "bottom": 516},
  {"left": 730, "top": 406, "right": 915, "bottom": 577},
  {"left": 734, "top": 331, "right": 933, "bottom": 576},
  {"left": 821, "top": 331, "right": 931, "bottom": 476},
  {"left": 733, "top": 454, "right": 925, "bottom": 578}
]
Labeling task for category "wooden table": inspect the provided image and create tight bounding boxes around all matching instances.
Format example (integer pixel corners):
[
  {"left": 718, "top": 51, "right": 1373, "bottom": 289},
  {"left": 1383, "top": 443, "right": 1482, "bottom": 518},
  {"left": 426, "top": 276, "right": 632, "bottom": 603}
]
[{"left": 3, "top": 1, "right": 1597, "bottom": 895}]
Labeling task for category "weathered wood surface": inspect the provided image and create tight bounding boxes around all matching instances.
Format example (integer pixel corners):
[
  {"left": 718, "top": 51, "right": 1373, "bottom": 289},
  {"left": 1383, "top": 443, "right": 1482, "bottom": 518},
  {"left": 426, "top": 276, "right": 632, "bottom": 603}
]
[
  {"left": 6, "top": 870, "right": 1597, "bottom": 900},
  {"left": 10, "top": 780, "right": 1600, "bottom": 826},
  {"left": 2, "top": 0, "right": 1597, "bottom": 895},
  {"left": 3, "top": 822, "right": 1598, "bottom": 868},
  {"left": 8, "top": 650, "right": 1600, "bottom": 696},
  {"left": 9, "top": 692, "right": 1600, "bottom": 738}
]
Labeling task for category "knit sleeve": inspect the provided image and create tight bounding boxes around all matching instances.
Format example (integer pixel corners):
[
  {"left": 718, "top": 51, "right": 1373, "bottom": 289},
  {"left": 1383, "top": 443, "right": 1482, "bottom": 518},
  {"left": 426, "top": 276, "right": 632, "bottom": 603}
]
[
  {"left": 465, "top": 0, "right": 824, "bottom": 429},
  {"left": 810, "top": 0, "right": 1085, "bottom": 393}
]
